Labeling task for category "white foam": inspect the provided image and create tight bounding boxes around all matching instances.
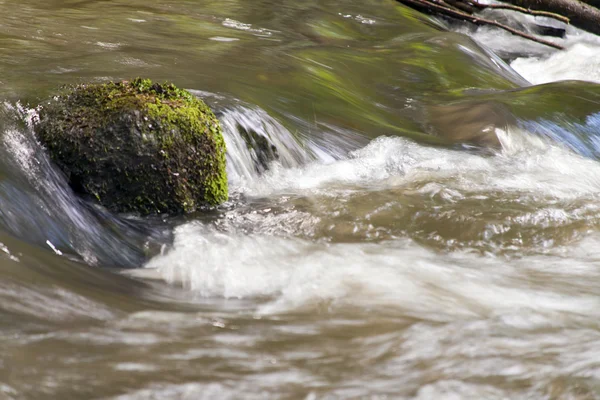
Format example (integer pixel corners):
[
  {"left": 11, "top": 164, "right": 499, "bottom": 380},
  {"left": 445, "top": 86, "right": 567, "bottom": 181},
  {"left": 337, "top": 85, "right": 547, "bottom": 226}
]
[
  {"left": 95, "top": 41, "right": 121, "bottom": 50},
  {"left": 209, "top": 37, "right": 239, "bottom": 42},
  {"left": 238, "top": 135, "right": 600, "bottom": 200},
  {"left": 140, "top": 222, "right": 600, "bottom": 318},
  {"left": 454, "top": 5, "right": 600, "bottom": 84},
  {"left": 221, "top": 18, "right": 276, "bottom": 37},
  {"left": 137, "top": 133, "right": 600, "bottom": 315},
  {"left": 511, "top": 42, "right": 600, "bottom": 84}
]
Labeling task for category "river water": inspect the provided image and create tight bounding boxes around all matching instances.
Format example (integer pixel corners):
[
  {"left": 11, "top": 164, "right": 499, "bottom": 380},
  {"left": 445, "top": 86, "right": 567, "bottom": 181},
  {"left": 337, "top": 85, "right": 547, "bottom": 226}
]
[{"left": 1, "top": 0, "right": 600, "bottom": 398}]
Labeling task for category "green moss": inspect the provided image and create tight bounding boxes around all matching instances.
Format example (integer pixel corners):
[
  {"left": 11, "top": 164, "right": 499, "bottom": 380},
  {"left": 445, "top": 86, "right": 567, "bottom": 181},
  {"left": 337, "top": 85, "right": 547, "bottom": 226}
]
[{"left": 35, "top": 78, "right": 228, "bottom": 215}]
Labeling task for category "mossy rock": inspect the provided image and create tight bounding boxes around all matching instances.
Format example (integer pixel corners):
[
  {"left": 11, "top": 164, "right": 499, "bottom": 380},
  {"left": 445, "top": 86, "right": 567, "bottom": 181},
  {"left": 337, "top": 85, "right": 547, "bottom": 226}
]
[{"left": 34, "top": 78, "right": 228, "bottom": 215}]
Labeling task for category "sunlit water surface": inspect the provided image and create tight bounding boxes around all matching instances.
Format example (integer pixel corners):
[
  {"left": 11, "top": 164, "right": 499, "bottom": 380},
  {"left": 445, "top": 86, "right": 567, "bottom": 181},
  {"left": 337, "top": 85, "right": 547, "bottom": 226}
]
[{"left": 1, "top": 0, "right": 600, "bottom": 398}]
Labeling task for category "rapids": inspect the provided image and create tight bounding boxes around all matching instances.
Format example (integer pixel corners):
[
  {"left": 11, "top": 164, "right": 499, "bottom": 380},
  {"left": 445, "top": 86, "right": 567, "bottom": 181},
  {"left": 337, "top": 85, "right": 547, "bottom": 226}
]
[{"left": 1, "top": 0, "right": 600, "bottom": 398}]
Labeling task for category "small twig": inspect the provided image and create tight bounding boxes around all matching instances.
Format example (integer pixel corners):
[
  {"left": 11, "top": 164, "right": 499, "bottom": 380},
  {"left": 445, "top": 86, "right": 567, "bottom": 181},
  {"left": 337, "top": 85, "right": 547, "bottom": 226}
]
[
  {"left": 398, "top": 0, "right": 565, "bottom": 50},
  {"left": 467, "top": 1, "right": 571, "bottom": 24}
]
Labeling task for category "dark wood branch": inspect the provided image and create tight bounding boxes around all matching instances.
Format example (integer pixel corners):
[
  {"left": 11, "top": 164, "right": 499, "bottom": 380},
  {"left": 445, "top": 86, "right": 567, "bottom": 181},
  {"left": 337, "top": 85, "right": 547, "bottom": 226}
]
[
  {"left": 398, "top": 0, "right": 565, "bottom": 49},
  {"left": 497, "top": 0, "right": 600, "bottom": 36}
]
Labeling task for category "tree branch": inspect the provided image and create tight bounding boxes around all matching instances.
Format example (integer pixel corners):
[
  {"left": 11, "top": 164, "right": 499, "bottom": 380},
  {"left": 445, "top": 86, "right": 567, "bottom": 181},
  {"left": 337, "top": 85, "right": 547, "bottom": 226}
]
[
  {"left": 497, "top": 0, "right": 600, "bottom": 36},
  {"left": 398, "top": 0, "right": 565, "bottom": 49},
  {"left": 467, "top": 0, "right": 570, "bottom": 23}
]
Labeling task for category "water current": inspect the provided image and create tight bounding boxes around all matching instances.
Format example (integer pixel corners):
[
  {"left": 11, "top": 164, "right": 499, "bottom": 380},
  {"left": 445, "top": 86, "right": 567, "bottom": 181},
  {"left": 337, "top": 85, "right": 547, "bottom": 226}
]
[{"left": 1, "top": 0, "right": 600, "bottom": 398}]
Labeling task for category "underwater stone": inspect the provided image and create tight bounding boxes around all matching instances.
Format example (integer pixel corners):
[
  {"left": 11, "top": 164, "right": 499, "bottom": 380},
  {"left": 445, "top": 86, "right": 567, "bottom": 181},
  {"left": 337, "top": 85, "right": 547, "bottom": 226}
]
[
  {"left": 236, "top": 123, "right": 279, "bottom": 173},
  {"left": 34, "top": 78, "right": 228, "bottom": 215}
]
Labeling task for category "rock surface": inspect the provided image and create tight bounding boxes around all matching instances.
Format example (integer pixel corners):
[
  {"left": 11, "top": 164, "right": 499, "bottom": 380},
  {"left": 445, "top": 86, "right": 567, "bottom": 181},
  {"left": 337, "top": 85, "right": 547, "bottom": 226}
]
[{"left": 35, "top": 78, "right": 228, "bottom": 215}]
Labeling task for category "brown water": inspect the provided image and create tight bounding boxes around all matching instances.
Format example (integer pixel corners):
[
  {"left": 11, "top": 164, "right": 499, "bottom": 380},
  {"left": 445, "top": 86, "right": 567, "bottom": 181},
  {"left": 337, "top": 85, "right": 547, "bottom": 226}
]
[{"left": 2, "top": 0, "right": 600, "bottom": 398}]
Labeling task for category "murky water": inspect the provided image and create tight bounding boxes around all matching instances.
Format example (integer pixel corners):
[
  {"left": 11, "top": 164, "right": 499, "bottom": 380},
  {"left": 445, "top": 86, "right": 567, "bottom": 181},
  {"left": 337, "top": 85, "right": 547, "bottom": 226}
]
[{"left": 2, "top": 0, "right": 600, "bottom": 398}]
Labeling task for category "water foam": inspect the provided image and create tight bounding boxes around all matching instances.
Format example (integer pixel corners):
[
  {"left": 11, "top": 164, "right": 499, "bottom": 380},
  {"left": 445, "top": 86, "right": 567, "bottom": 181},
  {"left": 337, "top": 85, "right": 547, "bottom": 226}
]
[
  {"left": 141, "top": 222, "right": 600, "bottom": 318},
  {"left": 453, "top": 4, "right": 600, "bottom": 84},
  {"left": 141, "top": 134, "right": 600, "bottom": 315},
  {"left": 511, "top": 42, "right": 600, "bottom": 84},
  {"left": 236, "top": 134, "right": 600, "bottom": 200}
]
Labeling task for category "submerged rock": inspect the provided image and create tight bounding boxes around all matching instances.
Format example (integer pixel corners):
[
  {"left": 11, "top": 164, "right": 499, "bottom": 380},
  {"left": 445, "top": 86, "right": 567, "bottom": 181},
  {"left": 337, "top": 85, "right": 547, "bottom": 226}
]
[
  {"left": 34, "top": 78, "right": 228, "bottom": 215},
  {"left": 426, "top": 101, "right": 517, "bottom": 147},
  {"left": 236, "top": 123, "right": 279, "bottom": 173}
]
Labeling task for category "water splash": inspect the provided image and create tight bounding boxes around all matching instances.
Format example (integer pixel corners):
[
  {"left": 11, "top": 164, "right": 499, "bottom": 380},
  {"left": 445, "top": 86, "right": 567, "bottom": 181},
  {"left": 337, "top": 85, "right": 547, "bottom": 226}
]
[
  {"left": 140, "top": 131, "right": 600, "bottom": 306},
  {"left": 219, "top": 106, "right": 311, "bottom": 185},
  {"left": 140, "top": 221, "right": 600, "bottom": 319},
  {"left": 520, "top": 112, "right": 600, "bottom": 159},
  {"left": 0, "top": 102, "right": 168, "bottom": 267},
  {"left": 512, "top": 42, "right": 600, "bottom": 84}
]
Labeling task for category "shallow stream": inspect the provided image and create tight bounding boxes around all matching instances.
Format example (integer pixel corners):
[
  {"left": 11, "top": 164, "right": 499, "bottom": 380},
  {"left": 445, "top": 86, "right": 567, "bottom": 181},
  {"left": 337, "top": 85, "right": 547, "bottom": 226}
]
[{"left": 1, "top": 0, "right": 600, "bottom": 398}]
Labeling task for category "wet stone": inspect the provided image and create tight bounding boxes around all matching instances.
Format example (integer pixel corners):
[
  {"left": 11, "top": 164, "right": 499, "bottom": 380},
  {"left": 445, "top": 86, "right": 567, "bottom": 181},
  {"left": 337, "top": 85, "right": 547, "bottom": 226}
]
[{"left": 34, "top": 78, "right": 228, "bottom": 215}]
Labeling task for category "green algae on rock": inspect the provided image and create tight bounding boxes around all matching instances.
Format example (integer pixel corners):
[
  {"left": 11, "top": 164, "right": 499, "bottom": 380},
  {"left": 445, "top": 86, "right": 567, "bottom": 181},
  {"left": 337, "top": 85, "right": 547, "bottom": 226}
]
[{"left": 34, "top": 78, "right": 228, "bottom": 215}]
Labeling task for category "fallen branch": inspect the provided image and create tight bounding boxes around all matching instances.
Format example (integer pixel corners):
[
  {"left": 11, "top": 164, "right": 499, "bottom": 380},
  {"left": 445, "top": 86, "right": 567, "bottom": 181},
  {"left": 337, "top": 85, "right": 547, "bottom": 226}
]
[
  {"left": 498, "top": 0, "right": 600, "bottom": 36},
  {"left": 467, "top": 0, "right": 570, "bottom": 23},
  {"left": 398, "top": 0, "right": 565, "bottom": 49}
]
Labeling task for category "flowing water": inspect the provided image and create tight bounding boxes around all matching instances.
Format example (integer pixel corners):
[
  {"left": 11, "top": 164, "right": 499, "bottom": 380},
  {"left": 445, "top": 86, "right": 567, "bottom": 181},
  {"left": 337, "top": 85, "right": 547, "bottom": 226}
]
[{"left": 2, "top": 0, "right": 600, "bottom": 398}]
